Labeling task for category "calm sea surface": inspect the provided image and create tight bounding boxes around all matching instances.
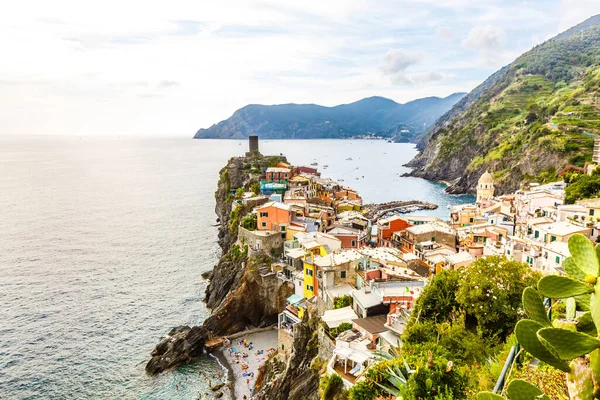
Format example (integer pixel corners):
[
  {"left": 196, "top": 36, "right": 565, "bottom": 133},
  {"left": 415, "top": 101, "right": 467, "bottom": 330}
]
[{"left": 0, "top": 137, "right": 473, "bottom": 399}]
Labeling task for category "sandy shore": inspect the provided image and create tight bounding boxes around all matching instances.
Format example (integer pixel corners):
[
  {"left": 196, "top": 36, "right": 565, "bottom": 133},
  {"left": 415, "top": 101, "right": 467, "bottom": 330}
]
[{"left": 219, "top": 328, "right": 279, "bottom": 399}]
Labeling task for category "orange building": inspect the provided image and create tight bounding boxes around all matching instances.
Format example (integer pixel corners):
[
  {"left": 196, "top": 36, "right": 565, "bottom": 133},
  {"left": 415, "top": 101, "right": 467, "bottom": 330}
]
[
  {"left": 257, "top": 202, "right": 292, "bottom": 232},
  {"left": 334, "top": 188, "right": 362, "bottom": 202},
  {"left": 376, "top": 215, "right": 412, "bottom": 247}
]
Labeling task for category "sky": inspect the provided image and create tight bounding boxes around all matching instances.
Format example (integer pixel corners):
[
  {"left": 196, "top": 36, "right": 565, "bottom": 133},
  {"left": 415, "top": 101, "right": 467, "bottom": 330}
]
[{"left": 2, "top": 0, "right": 600, "bottom": 136}]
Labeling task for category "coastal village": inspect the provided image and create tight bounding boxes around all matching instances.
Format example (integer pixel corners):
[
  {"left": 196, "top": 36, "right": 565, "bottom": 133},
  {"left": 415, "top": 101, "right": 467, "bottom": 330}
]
[{"left": 204, "top": 137, "right": 600, "bottom": 399}]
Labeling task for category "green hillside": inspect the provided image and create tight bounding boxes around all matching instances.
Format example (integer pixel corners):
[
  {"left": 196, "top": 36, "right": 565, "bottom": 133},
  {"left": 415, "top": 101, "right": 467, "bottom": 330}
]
[{"left": 408, "top": 15, "right": 600, "bottom": 194}]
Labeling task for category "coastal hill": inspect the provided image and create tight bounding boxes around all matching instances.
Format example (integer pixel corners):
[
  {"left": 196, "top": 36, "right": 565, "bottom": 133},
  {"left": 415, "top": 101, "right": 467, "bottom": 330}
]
[
  {"left": 193, "top": 93, "right": 466, "bottom": 142},
  {"left": 407, "top": 14, "right": 600, "bottom": 195}
]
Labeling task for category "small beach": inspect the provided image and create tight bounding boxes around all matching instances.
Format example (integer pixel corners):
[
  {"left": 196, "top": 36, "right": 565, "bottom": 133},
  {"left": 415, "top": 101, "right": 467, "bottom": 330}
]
[{"left": 220, "top": 328, "right": 279, "bottom": 399}]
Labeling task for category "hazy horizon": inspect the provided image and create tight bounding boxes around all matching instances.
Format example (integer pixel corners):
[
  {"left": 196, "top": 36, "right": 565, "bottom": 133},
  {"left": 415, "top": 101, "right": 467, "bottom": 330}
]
[{"left": 2, "top": 0, "right": 600, "bottom": 137}]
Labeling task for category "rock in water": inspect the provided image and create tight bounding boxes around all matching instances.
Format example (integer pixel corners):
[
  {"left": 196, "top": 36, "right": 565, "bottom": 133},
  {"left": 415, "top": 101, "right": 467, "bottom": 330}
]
[{"left": 145, "top": 325, "right": 209, "bottom": 375}]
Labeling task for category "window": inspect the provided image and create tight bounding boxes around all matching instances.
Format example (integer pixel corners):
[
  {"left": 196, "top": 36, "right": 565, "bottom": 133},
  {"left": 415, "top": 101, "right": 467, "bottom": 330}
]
[
  {"left": 281, "top": 225, "right": 286, "bottom": 232},
  {"left": 260, "top": 212, "right": 269, "bottom": 217},
  {"left": 351, "top": 240, "right": 356, "bottom": 247},
  {"left": 534, "top": 231, "right": 539, "bottom": 238},
  {"left": 591, "top": 209, "right": 595, "bottom": 216},
  {"left": 551, "top": 236, "right": 557, "bottom": 242},
  {"left": 340, "top": 271, "right": 346, "bottom": 279},
  {"left": 555, "top": 256, "right": 561, "bottom": 264},
  {"left": 306, "top": 268, "right": 313, "bottom": 277},
  {"left": 261, "top": 222, "right": 266, "bottom": 227},
  {"left": 306, "top": 284, "right": 314, "bottom": 292},
  {"left": 431, "top": 237, "right": 435, "bottom": 242},
  {"left": 469, "top": 218, "right": 474, "bottom": 223}
]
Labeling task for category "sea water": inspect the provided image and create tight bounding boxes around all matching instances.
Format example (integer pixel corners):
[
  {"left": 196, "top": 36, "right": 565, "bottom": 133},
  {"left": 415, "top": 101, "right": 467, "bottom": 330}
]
[{"left": 0, "top": 137, "right": 473, "bottom": 399}]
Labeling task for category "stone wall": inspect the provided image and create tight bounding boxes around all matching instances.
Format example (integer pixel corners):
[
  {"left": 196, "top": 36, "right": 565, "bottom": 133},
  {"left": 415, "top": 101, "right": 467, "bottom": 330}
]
[
  {"left": 241, "top": 196, "right": 269, "bottom": 210},
  {"left": 238, "top": 226, "right": 284, "bottom": 257},
  {"left": 317, "top": 327, "right": 335, "bottom": 362},
  {"left": 278, "top": 328, "right": 295, "bottom": 360}
]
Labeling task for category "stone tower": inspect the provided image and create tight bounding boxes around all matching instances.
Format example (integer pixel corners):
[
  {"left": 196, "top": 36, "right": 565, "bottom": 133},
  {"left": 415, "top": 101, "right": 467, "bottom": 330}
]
[
  {"left": 477, "top": 170, "right": 495, "bottom": 202},
  {"left": 249, "top": 136, "right": 259, "bottom": 154}
]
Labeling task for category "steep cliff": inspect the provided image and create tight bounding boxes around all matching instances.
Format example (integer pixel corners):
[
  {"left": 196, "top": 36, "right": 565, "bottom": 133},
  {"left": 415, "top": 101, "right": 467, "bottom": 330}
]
[
  {"left": 253, "top": 312, "right": 321, "bottom": 400},
  {"left": 206, "top": 153, "right": 287, "bottom": 309},
  {"left": 203, "top": 255, "right": 292, "bottom": 336},
  {"left": 146, "top": 153, "right": 292, "bottom": 375},
  {"left": 408, "top": 15, "right": 600, "bottom": 195}
]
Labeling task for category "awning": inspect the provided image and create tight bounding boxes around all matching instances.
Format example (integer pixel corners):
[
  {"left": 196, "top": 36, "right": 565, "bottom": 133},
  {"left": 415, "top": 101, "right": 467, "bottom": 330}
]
[
  {"left": 287, "top": 294, "right": 303, "bottom": 305},
  {"left": 322, "top": 306, "right": 358, "bottom": 328},
  {"left": 286, "top": 248, "right": 307, "bottom": 259},
  {"left": 334, "top": 347, "right": 371, "bottom": 364},
  {"left": 348, "top": 351, "right": 371, "bottom": 364}
]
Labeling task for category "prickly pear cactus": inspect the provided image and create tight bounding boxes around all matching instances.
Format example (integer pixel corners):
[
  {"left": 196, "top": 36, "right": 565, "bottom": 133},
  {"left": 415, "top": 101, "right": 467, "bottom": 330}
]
[{"left": 479, "top": 234, "right": 600, "bottom": 400}]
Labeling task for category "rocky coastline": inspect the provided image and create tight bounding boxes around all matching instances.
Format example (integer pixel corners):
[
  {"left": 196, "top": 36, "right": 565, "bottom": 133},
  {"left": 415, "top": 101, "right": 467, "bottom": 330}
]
[{"left": 145, "top": 154, "right": 294, "bottom": 377}]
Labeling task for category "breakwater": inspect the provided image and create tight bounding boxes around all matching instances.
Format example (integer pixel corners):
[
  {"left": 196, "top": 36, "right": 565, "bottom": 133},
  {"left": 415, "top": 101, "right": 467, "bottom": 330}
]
[{"left": 363, "top": 200, "right": 438, "bottom": 220}]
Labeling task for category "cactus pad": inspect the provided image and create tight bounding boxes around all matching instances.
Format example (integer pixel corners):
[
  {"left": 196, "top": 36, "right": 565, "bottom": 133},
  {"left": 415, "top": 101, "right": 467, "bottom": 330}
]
[
  {"left": 569, "top": 233, "right": 599, "bottom": 277},
  {"left": 515, "top": 320, "right": 570, "bottom": 372},
  {"left": 591, "top": 289, "right": 600, "bottom": 332},
  {"left": 575, "top": 293, "right": 591, "bottom": 311},
  {"left": 576, "top": 311, "right": 598, "bottom": 337},
  {"left": 537, "top": 275, "right": 593, "bottom": 299},
  {"left": 566, "top": 297, "right": 577, "bottom": 320},
  {"left": 522, "top": 287, "right": 551, "bottom": 326},
  {"left": 537, "top": 327, "right": 600, "bottom": 360},
  {"left": 563, "top": 256, "right": 587, "bottom": 281},
  {"left": 505, "top": 379, "right": 550, "bottom": 400}
]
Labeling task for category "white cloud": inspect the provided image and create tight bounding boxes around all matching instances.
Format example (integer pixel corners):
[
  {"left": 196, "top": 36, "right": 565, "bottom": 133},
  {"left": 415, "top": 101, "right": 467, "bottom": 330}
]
[
  {"left": 0, "top": 0, "right": 591, "bottom": 136},
  {"left": 380, "top": 50, "right": 450, "bottom": 86},
  {"left": 462, "top": 25, "right": 507, "bottom": 65},
  {"left": 380, "top": 49, "right": 423, "bottom": 75},
  {"left": 462, "top": 25, "right": 505, "bottom": 52},
  {"left": 435, "top": 26, "right": 455, "bottom": 42},
  {"left": 558, "top": 0, "right": 600, "bottom": 32}
]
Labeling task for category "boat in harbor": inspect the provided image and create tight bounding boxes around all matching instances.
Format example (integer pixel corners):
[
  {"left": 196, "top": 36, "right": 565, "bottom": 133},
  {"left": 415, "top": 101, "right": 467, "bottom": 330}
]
[{"left": 310, "top": 162, "right": 318, "bottom": 166}]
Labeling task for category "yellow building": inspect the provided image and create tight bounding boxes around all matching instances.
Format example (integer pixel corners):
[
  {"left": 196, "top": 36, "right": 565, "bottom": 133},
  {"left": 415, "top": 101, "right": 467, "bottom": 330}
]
[
  {"left": 285, "top": 223, "right": 306, "bottom": 241},
  {"left": 302, "top": 241, "right": 328, "bottom": 299},
  {"left": 476, "top": 171, "right": 495, "bottom": 203},
  {"left": 576, "top": 198, "right": 600, "bottom": 223}
]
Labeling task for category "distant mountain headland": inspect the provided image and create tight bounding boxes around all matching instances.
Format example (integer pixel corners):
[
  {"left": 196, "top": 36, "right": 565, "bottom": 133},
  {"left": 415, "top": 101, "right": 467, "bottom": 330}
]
[{"left": 193, "top": 93, "right": 466, "bottom": 142}]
